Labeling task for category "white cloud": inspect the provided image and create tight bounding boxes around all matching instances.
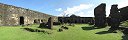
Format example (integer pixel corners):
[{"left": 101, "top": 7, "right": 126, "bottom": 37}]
[
  {"left": 75, "top": 12, "right": 85, "bottom": 17},
  {"left": 55, "top": 8, "right": 63, "bottom": 11},
  {"left": 58, "top": 4, "right": 93, "bottom": 17},
  {"left": 106, "top": 0, "right": 128, "bottom": 17},
  {"left": 118, "top": 0, "right": 128, "bottom": 8},
  {"left": 57, "top": 0, "right": 128, "bottom": 17},
  {"left": 86, "top": 10, "right": 94, "bottom": 17},
  {"left": 106, "top": 6, "right": 111, "bottom": 17}
]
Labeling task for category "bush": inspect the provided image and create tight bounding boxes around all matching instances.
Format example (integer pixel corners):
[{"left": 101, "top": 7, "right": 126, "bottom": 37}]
[{"left": 120, "top": 20, "right": 128, "bottom": 27}]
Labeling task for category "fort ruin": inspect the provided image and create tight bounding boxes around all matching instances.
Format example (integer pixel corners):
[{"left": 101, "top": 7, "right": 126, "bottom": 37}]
[
  {"left": 0, "top": 3, "right": 57, "bottom": 26},
  {"left": 1, "top": 2, "right": 128, "bottom": 27}
]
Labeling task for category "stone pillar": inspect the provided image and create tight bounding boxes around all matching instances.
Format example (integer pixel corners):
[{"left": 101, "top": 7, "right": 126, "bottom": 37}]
[
  {"left": 94, "top": 3, "right": 106, "bottom": 28},
  {"left": 48, "top": 17, "right": 53, "bottom": 29},
  {"left": 108, "top": 4, "right": 120, "bottom": 31}
]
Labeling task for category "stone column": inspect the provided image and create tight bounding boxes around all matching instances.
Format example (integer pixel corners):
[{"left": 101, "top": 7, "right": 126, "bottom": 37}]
[
  {"left": 94, "top": 3, "right": 106, "bottom": 28},
  {"left": 108, "top": 4, "right": 120, "bottom": 31},
  {"left": 48, "top": 17, "right": 53, "bottom": 29}
]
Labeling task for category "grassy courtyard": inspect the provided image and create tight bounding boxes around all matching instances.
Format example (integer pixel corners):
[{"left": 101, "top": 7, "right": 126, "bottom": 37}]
[{"left": 0, "top": 24, "right": 125, "bottom": 40}]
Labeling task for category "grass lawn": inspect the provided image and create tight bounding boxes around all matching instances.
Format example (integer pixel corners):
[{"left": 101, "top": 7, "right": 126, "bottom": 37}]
[{"left": 0, "top": 24, "right": 125, "bottom": 40}]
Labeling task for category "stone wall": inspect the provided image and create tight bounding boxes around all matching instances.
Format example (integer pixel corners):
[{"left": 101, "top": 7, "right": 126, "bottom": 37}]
[
  {"left": 58, "top": 17, "right": 94, "bottom": 24},
  {"left": 0, "top": 3, "right": 57, "bottom": 26}
]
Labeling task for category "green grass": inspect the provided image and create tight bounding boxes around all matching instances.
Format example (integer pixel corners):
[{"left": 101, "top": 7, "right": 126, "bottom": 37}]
[{"left": 0, "top": 24, "right": 124, "bottom": 40}]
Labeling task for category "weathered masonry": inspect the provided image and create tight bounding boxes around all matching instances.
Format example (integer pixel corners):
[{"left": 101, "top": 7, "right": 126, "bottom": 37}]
[
  {"left": 58, "top": 17, "right": 94, "bottom": 24},
  {"left": 58, "top": 15, "right": 94, "bottom": 24},
  {"left": 94, "top": 3, "right": 106, "bottom": 28},
  {"left": 109, "top": 4, "right": 128, "bottom": 22},
  {"left": 119, "top": 6, "right": 128, "bottom": 21},
  {"left": 0, "top": 3, "right": 57, "bottom": 26}
]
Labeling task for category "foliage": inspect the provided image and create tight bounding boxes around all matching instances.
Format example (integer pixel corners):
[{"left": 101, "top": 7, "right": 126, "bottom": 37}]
[{"left": 120, "top": 20, "right": 128, "bottom": 27}]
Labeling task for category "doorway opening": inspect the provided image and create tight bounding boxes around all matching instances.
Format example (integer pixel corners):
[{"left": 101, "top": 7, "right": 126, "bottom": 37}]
[{"left": 20, "top": 16, "right": 24, "bottom": 25}]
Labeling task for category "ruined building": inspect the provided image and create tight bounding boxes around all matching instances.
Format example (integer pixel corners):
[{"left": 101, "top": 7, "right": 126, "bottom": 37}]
[
  {"left": 94, "top": 3, "right": 128, "bottom": 27},
  {"left": 109, "top": 5, "right": 120, "bottom": 19},
  {"left": 94, "top": 3, "right": 106, "bottom": 28},
  {"left": 58, "top": 15, "right": 94, "bottom": 24},
  {"left": 119, "top": 6, "right": 128, "bottom": 21},
  {"left": 108, "top": 4, "right": 120, "bottom": 31},
  {"left": 0, "top": 3, "right": 57, "bottom": 26},
  {"left": 108, "top": 4, "right": 128, "bottom": 22}
]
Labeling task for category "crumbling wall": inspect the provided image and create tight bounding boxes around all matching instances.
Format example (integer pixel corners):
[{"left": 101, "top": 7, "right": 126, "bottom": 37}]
[
  {"left": 108, "top": 4, "right": 120, "bottom": 31},
  {"left": 0, "top": 3, "right": 57, "bottom": 26},
  {"left": 58, "top": 17, "right": 94, "bottom": 24},
  {"left": 119, "top": 6, "right": 128, "bottom": 21}
]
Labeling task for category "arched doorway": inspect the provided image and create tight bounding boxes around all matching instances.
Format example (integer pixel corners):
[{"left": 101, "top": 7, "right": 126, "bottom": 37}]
[{"left": 20, "top": 16, "right": 24, "bottom": 25}]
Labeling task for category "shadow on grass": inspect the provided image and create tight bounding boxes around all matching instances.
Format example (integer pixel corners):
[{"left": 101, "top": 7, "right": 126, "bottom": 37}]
[
  {"left": 81, "top": 27, "right": 95, "bottom": 30},
  {"left": 95, "top": 31, "right": 110, "bottom": 34},
  {"left": 122, "top": 31, "right": 128, "bottom": 40},
  {"left": 81, "top": 26, "right": 102, "bottom": 30},
  {"left": 122, "top": 34, "right": 128, "bottom": 40},
  {"left": 95, "top": 31, "right": 117, "bottom": 34},
  {"left": 21, "top": 28, "right": 45, "bottom": 32},
  {"left": 21, "top": 28, "right": 52, "bottom": 34}
]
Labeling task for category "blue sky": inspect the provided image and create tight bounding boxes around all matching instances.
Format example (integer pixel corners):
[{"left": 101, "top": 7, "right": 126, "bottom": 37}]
[{"left": 0, "top": 0, "right": 128, "bottom": 17}]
